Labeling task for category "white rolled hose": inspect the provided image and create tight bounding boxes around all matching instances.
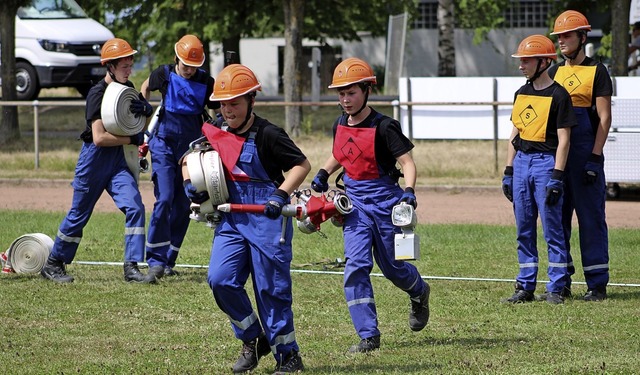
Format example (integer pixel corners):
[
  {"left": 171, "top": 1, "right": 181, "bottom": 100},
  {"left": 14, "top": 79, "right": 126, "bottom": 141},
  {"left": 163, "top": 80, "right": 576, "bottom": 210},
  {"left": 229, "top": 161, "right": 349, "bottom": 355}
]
[
  {"left": 4, "top": 233, "right": 53, "bottom": 274},
  {"left": 101, "top": 82, "right": 146, "bottom": 136},
  {"left": 186, "top": 149, "right": 229, "bottom": 214}
]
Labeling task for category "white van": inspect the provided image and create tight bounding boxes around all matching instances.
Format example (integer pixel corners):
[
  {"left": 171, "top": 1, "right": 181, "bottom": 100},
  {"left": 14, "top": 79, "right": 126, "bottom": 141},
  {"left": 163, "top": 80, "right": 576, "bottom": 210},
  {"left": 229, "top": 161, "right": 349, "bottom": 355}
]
[{"left": 3, "top": 0, "right": 114, "bottom": 100}]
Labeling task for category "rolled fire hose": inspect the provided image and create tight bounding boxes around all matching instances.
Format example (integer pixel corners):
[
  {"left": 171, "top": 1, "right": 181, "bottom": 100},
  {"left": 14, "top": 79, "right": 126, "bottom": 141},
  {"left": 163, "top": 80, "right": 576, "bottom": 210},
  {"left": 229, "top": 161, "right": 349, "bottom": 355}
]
[
  {"left": 100, "top": 82, "right": 146, "bottom": 136},
  {"left": 101, "top": 82, "right": 147, "bottom": 182},
  {"left": 3, "top": 233, "right": 53, "bottom": 274},
  {"left": 186, "top": 149, "right": 229, "bottom": 215}
]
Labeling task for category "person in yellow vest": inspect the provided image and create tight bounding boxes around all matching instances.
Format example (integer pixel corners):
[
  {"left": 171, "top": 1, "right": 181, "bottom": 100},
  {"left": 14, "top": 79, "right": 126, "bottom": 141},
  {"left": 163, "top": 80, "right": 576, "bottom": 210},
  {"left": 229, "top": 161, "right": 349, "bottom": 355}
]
[
  {"left": 548, "top": 10, "right": 613, "bottom": 301},
  {"left": 502, "top": 35, "right": 576, "bottom": 304}
]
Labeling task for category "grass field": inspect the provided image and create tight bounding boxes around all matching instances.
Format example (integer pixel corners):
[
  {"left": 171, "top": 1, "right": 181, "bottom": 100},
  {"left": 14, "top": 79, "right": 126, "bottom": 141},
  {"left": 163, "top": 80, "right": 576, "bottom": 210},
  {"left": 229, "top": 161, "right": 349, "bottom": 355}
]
[
  {"left": 1, "top": 211, "right": 639, "bottom": 374},
  {"left": 2, "top": 93, "right": 639, "bottom": 374}
]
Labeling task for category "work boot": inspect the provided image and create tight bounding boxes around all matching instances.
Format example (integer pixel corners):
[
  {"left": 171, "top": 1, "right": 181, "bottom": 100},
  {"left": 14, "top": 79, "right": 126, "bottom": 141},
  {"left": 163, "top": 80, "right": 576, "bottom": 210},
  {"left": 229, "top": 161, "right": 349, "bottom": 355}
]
[
  {"left": 232, "top": 332, "right": 271, "bottom": 373},
  {"left": 348, "top": 335, "right": 380, "bottom": 353},
  {"left": 562, "top": 280, "right": 572, "bottom": 298},
  {"left": 273, "top": 350, "right": 304, "bottom": 374},
  {"left": 409, "top": 283, "right": 430, "bottom": 331},
  {"left": 536, "top": 291, "right": 565, "bottom": 305},
  {"left": 502, "top": 282, "right": 534, "bottom": 304},
  {"left": 123, "top": 262, "right": 155, "bottom": 283},
  {"left": 146, "top": 265, "right": 165, "bottom": 283},
  {"left": 41, "top": 256, "right": 74, "bottom": 283},
  {"left": 584, "top": 287, "right": 607, "bottom": 301},
  {"left": 536, "top": 282, "right": 571, "bottom": 301},
  {"left": 164, "top": 266, "right": 179, "bottom": 277}
]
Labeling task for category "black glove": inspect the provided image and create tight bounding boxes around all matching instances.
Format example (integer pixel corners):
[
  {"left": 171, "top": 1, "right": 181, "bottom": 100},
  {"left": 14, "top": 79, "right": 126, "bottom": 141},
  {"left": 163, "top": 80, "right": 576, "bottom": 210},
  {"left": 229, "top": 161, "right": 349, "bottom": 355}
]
[
  {"left": 583, "top": 153, "right": 603, "bottom": 185},
  {"left": 129, "top": 93, "right": 153, "bottom": 118},
  {"left": 545, "top": 169, "right": 564, "bottom": 206},
  {"left": 129, "top": 132, "right": 145, "bottom": 146},
  {"left": 264, "top": 189, "right": 289, "bottom": 219},
  {"left": 311, "top": 169, "right": 329, "bottom": 193},
  {"left": 399, "top": 187, "right": 417, "bottom": 208},
  {"left": 183, "top": 179, "right": 210, "bottom": 204},
  {"left": 502, "top": 166, "right": 514, "bottom": 202}
]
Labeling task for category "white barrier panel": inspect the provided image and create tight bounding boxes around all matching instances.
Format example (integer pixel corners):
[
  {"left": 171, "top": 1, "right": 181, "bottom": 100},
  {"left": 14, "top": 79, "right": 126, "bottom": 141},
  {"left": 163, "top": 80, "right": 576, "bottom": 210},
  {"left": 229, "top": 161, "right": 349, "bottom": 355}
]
[
  {"left": 613, "top": 77, "right": 640, "bottom": 98},
  {"left": 496, "top": 77, "right": 527, "bottom": 140},
  {"left": 399, "top": 76, "right": 525, "bottom": 140},
  {"left": 399, "top": 76, "right": 640, "bottom": 140}
]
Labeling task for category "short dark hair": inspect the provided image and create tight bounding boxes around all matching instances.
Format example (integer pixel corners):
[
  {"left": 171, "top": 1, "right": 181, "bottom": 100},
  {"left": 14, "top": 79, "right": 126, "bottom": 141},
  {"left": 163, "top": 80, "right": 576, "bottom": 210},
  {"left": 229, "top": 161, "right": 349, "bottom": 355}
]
[{"left": 633, "top": 21, "right": 640, "bottom": 31}]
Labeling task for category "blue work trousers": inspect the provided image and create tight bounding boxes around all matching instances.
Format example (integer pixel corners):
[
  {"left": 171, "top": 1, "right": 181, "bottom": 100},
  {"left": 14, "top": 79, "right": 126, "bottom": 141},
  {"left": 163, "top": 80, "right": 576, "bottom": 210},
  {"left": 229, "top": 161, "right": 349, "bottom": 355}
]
[
  {"left": 145, "top": 135, "right": 192, "bottom": 268},
  {"left": 343, "top": 175, "right": 427, "bottom": 339},
  {"left": 51, "top": 144, "right": 145, "bottom": 264},
  {"left": 562, "top": 111, "right": 609, "bottom": 290},
  {"left": 512, "top": 151, "right": 569, "bottom": 293}
]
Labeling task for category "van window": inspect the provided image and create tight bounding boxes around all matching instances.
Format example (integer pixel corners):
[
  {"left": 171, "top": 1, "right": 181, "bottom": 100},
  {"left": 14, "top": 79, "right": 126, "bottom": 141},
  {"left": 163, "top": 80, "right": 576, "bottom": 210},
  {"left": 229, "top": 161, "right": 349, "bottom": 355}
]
[{"left": 17, "top": 0, "right": 87, "bottom": 20}]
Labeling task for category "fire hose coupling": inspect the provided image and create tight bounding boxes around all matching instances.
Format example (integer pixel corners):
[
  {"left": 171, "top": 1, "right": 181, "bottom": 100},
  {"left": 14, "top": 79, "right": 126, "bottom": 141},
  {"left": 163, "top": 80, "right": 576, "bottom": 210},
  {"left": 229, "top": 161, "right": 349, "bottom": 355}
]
[
  {"left": 329, "top": 190, "right": 353, "bottom": 215},
  {"left": 139, "top": 157, "right": 150, "bottom": 173},
  {"left": 188, "top": 136, "right": 212, "bottom": 152},
  {"left": 215, "top": 189, "right": 353, "bottom": 235}
]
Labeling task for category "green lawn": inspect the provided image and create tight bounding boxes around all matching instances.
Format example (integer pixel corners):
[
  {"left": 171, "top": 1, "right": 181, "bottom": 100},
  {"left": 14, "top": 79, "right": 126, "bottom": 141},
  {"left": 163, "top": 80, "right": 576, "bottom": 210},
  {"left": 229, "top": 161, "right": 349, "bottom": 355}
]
[{"left": 1, "top": 211, "right": 639, "bottom": 374}]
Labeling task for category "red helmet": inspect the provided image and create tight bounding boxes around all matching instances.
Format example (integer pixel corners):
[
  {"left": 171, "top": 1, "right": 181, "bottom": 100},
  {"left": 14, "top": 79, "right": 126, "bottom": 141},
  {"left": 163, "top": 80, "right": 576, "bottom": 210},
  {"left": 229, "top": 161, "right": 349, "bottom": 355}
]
[
  {"left": 210, "top": 64, "right": 262, "bottom": 101},
  {"left": 100, "top": 38, "right": 137, "bottom": 65},
  {"left": 328, "top": 58, "right": 377, "bottom": 89},
  {"left": 175, "top": 35, "right": 205, "bottom": 67},
  {"left": 511, "top": 35, "right": 557, "bottom": 60},
  {"left": 550, "top": 10, "right": 591, "bottom": 35}
]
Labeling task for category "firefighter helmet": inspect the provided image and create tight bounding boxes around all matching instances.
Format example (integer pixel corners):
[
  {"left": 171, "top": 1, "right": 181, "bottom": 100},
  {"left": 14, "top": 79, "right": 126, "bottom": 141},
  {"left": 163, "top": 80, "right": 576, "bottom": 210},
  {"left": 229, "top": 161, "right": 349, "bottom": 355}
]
[
  {"left": 175, "top": 35, "right": 205, "bottom": 67},
  {"left": 511, "top": 35, "right": 558, "bottom": 60},
  {"left": 209, "top": 64, "right": 261, "bottom": 101},
  {"left": 550, "top": 10, "right": 591, "bottom": 35},
  {"left": 328, "top": 58, "right": 377, "bottom": 89},
  {"left": 101, "top": 38, "right": 137, "bottom": 65}
]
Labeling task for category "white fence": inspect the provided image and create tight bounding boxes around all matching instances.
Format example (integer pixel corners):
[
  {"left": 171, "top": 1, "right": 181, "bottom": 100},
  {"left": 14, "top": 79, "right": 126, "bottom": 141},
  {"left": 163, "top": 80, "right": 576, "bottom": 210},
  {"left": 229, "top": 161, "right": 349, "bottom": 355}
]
[{"left": 399, "top": 76, "right": 640, "bottom": 140}]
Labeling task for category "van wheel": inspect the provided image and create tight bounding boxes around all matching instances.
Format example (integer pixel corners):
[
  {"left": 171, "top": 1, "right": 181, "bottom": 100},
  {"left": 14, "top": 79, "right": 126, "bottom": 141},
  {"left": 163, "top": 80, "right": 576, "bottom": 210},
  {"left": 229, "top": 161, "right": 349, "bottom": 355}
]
[
  {"left": 16, "top": 61, "right": 40, "bottom": 100},
  {"left": 75, "top": 84, "right": 92, "bottom": 98}
]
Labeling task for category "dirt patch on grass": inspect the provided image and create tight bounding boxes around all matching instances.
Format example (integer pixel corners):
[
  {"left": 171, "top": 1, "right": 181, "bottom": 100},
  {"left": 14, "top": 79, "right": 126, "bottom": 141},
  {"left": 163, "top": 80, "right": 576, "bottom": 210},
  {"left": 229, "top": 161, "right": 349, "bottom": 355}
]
[{"left": 1, "top": 179, "right": 639, "bottom": 228}]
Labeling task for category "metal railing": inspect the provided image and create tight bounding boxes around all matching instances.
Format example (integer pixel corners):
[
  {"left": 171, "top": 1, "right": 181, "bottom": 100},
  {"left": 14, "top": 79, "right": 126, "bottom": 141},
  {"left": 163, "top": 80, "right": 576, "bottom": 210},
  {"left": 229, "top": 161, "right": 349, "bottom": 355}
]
[{"left": 1, "top": 99, "right": 510, "bottom": 171}]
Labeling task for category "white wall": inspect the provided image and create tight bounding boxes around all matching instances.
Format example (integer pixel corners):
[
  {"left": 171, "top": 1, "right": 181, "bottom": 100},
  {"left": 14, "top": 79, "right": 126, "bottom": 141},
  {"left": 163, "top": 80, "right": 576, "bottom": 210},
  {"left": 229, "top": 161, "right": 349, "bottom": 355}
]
[
  {"left": 210, "top": 38, "right": 282, "bottom": 96},
  {"left": 399, "top": 76, "right": 640, "bottom": 140},
  {"left": 398, "top": 76, "right": 524, "bottom": 140}
]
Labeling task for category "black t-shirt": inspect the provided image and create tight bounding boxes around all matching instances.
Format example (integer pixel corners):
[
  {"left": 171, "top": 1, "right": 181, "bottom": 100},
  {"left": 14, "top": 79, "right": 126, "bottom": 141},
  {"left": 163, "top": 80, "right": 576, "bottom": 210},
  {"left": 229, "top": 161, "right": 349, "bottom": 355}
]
[
  {"left": 511, "top": 81, "right": 576, "bottom": 153},
  {"left": 332, "top": 108, "right": 414, "bottom": 175},
  {"left": 212, "top": 115, "right": 307, "bottom": 186},
  {"left": 147, "top": 63, "right": 219, "bottom": 110},
  {"left": 81, "top": 79, "right": 138, "bottom": 137}
]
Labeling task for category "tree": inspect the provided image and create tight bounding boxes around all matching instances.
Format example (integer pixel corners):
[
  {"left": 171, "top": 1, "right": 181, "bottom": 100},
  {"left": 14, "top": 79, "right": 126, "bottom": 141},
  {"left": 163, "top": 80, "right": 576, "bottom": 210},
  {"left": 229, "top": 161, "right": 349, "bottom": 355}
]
[
  {"left": 437, "top": 0, "right": 455, "bottom": 76},
  {"left": 610, "top": 0, "right": 631, "bottom": 77},
  {"left": 81, "top": 0, "right": 416, "bottom": 134},
  {"left": 455, "top": 0, "right": 510, "bottom": 45},
  {"left": 280, "top": 0, "right": 416, "bottom": 134},
  {"left": 0, "top": 0, "right": 30, "bottom": 146},
  {"left": 282, "top": 0, "right": 305, "bottom": 137}
]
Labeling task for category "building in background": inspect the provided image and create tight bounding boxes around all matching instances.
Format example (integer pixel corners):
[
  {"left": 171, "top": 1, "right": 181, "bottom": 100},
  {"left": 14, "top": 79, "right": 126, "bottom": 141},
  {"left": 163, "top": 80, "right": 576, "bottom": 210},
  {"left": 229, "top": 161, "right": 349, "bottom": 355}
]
[{"left": 210, "top": 0, "right": 608, "bottom": 97}]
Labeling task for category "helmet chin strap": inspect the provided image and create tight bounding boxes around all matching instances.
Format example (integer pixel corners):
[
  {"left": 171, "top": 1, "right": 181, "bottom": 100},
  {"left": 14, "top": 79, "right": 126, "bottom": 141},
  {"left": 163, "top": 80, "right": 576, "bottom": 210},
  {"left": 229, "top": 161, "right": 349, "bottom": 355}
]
[
  {"left": 349, "top": 84, "right": 371, "bottom": 118},
  {"left": 527, "top": 59, "right": 551, "bottom": 85},
  {"left": 562, "top": 31, "right": 585, "bottom": 61},
  {"left": 231, "top": 94, "right": 255, "bottom": 134},
  {"left": 107, "top": 63, "right": 124, "bottom": 84}
]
